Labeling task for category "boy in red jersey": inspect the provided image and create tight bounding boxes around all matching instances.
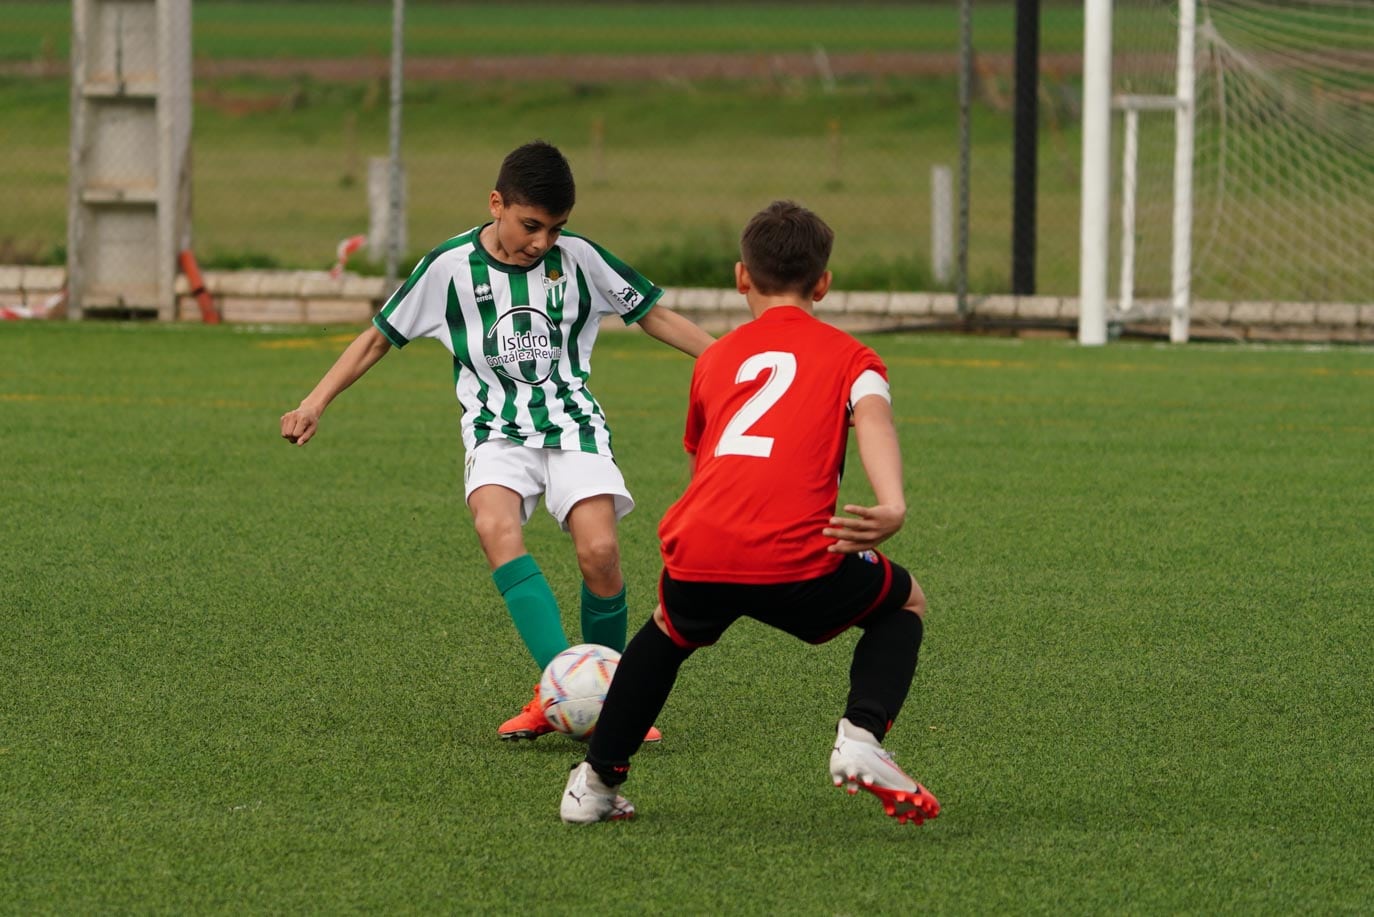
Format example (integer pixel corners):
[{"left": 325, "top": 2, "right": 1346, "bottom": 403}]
[{"left": 559, "top": 200, "right": 939, "bottom": 826}]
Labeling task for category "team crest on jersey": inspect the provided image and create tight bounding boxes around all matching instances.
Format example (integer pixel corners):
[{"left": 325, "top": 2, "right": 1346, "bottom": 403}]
[
  {"left": 858, "top": 550, "right": 879, "bottom": 564},
  {"left": 544, "top": 271, "right": 568, "bottom": 313},
  {"left": 484, "top": 306, "right": 562, "bottom": 385}
]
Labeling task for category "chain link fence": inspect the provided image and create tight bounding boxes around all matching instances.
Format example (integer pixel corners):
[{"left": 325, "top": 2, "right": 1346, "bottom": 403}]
[{"left": 9, "top": 0, "right": 1362, "bottom": 314}]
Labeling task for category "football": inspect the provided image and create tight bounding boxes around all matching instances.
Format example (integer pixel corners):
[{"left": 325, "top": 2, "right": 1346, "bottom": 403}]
[{"left": 538, "top": 643, "right": 621, "bottom": 739}]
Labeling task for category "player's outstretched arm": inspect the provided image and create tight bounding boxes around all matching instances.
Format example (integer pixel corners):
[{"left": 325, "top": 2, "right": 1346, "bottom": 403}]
[
  {"left": 636, "top": 305, "right": 715, "bottom": 358},
  {"left": 280, "top": 324, "right": 392, "bottom": 446},
  {"left": 824, "top": 394, "right": 907, "bottom": 554}
]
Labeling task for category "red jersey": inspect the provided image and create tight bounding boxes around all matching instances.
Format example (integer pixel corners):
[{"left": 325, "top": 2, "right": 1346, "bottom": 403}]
[{"left": 658, "top": 305, "right": 889, "bottom": 583}]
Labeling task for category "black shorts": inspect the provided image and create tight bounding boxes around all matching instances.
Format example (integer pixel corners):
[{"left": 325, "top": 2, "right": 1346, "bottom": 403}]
[{"left": 658, "top": 552, "right": 914, "bottom": 648}]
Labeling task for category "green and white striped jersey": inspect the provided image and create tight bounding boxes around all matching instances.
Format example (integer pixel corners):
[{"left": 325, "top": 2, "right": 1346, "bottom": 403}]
[{"left": 372, "top": 225, "right": 662, "bottom": 456}]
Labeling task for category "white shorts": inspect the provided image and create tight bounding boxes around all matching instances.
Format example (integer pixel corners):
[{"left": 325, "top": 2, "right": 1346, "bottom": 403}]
[{"left": 463, "top": 438, "right": 634, "bottom": 530}]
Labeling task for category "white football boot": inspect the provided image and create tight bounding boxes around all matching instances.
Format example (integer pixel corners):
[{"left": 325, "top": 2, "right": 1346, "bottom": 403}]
[
  {"left": 830, "top": 718, "right": 940, "bottom": 825},
  {"left": 560, "top": 761, "right": 636, "bottom": 824}
]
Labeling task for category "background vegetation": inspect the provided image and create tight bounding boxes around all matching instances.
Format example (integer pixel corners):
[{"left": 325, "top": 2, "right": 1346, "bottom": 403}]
[{"left": 0, "top": 1, "right": 1092, "bottom": 292}]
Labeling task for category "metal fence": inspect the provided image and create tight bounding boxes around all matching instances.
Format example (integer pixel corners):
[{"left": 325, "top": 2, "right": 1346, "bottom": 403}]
[{"left": 8, "top": 0, "right": 1364, "bottom": 313}]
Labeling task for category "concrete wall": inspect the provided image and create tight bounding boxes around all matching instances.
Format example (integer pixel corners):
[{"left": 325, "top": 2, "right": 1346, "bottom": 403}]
[{"left": 2, "top": 265, "right": 1371, "bottom": 344}]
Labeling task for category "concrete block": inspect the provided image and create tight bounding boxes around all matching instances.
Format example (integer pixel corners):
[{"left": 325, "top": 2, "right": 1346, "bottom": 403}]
[
  {"left": 212, "top": 271, "right": 265, "bottom": 296},
  {"left": 298, "top": 271, "right": 345, "bottom": 297},
  {"left": 1273, "top": 301, "right": 1316, "bottom": 325},
  {"left": 815, "top": 292, "right": 847, "bottom": 315},
  {"left": 341, "top": 274, "right": 388, "bottom": 300},
  {"left": 0, "top": 265, "right": 24, "bottom": 291},
  {"left": 1230, "top": 301, "right": 1276, "bottom": 325},
  {"left": 930, "top": 294, "right": 960, "bottom": 317},
  {"left": 175, "top": 295, "right": 205, "bottom": 322},
  {"left": 843, "top": 291, "right": 890, "bottom": 316},
  {"left": 21, "top": 266, "right": 65, "bottom": 291},
  {"left": 666, "top": 287, "right": 723, "bottom": 311},
  {"left": 980, "top": 295, "right": 1018, "bottom": 318},
  {"left": 887, "top": 292, "right": 932, "bottom": 317},
  {"left": 306, "top": 298, "right": 374, "bottom": 325},
  {"left": 1315, "top": 303, "right": 1359, "bottom": 327},
  {"left": 1016, "top": 296, "right": 1062, "bottom": 320},
  {"left": 221, "top": 296, "right": 305, "bottom": 324},
  {"left": 1190, "top": 299, "right": 1230, "bottom": 323}
]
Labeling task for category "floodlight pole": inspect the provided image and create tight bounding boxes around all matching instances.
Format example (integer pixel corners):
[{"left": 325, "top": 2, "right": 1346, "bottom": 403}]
[{"left": 384, "top": 0, "right": 405, "bottom": 294}]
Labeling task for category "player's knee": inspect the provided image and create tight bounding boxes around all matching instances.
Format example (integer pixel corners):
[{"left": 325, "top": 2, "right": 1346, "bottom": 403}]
[
  {"left": 472, "top": 511, "right": 521, "bottom": 553},
  {"left": 575, "top": 535, "right": 621, "bottom": 580},
  {"left": 903, "top": 579, "right": 927, "bottom": 620}
]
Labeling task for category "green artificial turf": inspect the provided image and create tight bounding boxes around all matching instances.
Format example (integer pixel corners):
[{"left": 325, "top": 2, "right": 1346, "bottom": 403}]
[{"left": 2, "top": 321, "right": 1372, "bottom": 913}]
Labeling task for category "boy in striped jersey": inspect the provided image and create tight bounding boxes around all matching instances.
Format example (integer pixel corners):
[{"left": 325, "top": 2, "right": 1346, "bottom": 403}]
[{"left": 280, "top": 141, "right": 713, "bottom": 740}]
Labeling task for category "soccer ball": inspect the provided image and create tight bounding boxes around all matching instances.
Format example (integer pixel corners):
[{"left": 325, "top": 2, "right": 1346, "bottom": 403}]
[{"left": 538, "top": 643, "right": 621, "bottom": 740}]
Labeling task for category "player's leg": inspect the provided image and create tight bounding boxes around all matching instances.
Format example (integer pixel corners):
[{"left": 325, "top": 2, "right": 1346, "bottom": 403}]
[
  {"left": 464, "top": 442, "right": 570, "bottom": 741},
  {"left": 545, "top": 452, "right": 634, "bottom": 653},
  {"left": 470, "top": 483, "right": 570, "bottom": 672},
  {"left": 843, "top": 575, "right": 926, "bottom": 740},
  {"left": 562, "top": 605, "right": 695, "bottom": 824},
  {"left": 832, "top": 567, "right": 938, "bottom": 824},
  {"left": 750, "top": 556, "right": 938, "bottom": 823},
  {"left": 564, "top": 494, "right": 628, "bottom": 652}
]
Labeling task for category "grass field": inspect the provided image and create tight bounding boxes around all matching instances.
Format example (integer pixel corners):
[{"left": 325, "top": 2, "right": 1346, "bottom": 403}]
[{"left": 2, "top": 321, "right": 1372, "bottom": 913}]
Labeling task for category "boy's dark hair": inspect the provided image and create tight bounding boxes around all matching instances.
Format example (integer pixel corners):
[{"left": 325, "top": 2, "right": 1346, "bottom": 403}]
[
  {"left": 495, "top": 140, "right": 576, "bottom": 215},
  {"left": 739, "top": 200, "right": 834, "bottom": 296}
]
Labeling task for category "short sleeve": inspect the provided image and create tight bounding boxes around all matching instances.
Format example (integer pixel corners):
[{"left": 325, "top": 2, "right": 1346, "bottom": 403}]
[
  {"left": 373, "top": 251, "right": 451, "bottom": 348},
  {"left": 564, "top": 233, "right": 663, "bottom": 326},
  {"left": 845, "top": 346, "right": 889, "bottom": 417}
]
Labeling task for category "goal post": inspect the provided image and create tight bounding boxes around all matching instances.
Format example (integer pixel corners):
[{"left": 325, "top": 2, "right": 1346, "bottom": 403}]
[
  {"left": 1078, "top": 0, "right": 1113, "bottom": 346},
  {"left": 1082, "top": 0, "right": 1197, "bottom": 345},
  {"left": 1085, "top": 0, "right": 1373, "bottom": 344}
]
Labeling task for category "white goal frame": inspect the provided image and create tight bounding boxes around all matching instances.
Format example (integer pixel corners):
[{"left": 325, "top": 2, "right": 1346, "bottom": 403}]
[{"left": 1080, "top": 0, "right": 1197, "bottom": 345}]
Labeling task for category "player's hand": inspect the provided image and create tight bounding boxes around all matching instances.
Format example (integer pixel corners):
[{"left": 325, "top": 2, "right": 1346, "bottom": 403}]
[
  {"left": 280, "top": 405, "right": 321, "bottom": 446},
  {"left": 823, "top": 503, "right": 905, "bottom": 553}
]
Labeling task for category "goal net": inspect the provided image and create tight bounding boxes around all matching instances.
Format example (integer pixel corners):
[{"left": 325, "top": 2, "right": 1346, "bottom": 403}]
[{"left": 1111, "top": 0, "right": 1373, "bottom": 317}]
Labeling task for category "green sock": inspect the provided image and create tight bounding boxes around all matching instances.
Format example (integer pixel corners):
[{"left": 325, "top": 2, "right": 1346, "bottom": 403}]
[
  {"left": 492, "top": 555, "right": 569, "bottom": 671},
  {"left": 580, "top": 582, "right": 628, "bottom": 653}
]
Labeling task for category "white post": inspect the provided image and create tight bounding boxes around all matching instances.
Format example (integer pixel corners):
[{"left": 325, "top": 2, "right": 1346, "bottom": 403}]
[
  {"left": 1078, "top": 0, "right": 1112, "bottom": 346},
  {"left": 1170, "top": 0, "right": 1197, "bottom": 343},
  {"left": 1119, "top": 108, "right": 1139, "bottom": 317},
  {"left": 931, "top": 165, "right": 953, "bottom": 286},
  {"left": 384, "top": 0, "right": 405, "bottom": 293}
]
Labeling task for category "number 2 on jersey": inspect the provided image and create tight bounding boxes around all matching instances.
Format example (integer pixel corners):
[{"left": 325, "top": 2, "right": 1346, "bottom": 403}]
[{"left": 714, "top": 351, "right": 797, "bottom": 458}]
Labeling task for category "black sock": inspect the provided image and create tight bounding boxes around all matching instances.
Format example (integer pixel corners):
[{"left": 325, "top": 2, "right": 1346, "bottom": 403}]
[
  {"left": 586, "top": 619, "right": 694, "bottom": 785},
  {"left": 844, "top": 610, "right": 924, "bottom": 740}
]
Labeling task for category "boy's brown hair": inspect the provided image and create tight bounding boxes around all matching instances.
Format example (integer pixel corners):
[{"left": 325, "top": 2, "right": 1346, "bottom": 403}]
[
  {"left": 496, "top": 140, "right": 576, "bottom": 215},
  {"left": 739, "top": 200, "right": 834, "bottom": 296}
]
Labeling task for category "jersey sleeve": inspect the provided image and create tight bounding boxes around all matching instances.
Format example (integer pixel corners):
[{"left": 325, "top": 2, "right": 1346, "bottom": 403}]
[
  {"left": 845, "top": 346, "right": 890, "bottom": 417},
  {"left": 567, "top": 233, "right": 664, "bottom": 326},
  {"left": 372, "top": 250, "right": 451, "bottom": 348}
]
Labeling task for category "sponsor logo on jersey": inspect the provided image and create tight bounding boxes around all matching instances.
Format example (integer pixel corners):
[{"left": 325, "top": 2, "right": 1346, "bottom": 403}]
[
  {"left": 474, "top": 282, "right": 494, "bottom": 302},
  {"left": 608, "top": 285, "right": 642, "bottom": 311},
  {"left": 484, "top": 306, "right": 563, "bottom": 385}
]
